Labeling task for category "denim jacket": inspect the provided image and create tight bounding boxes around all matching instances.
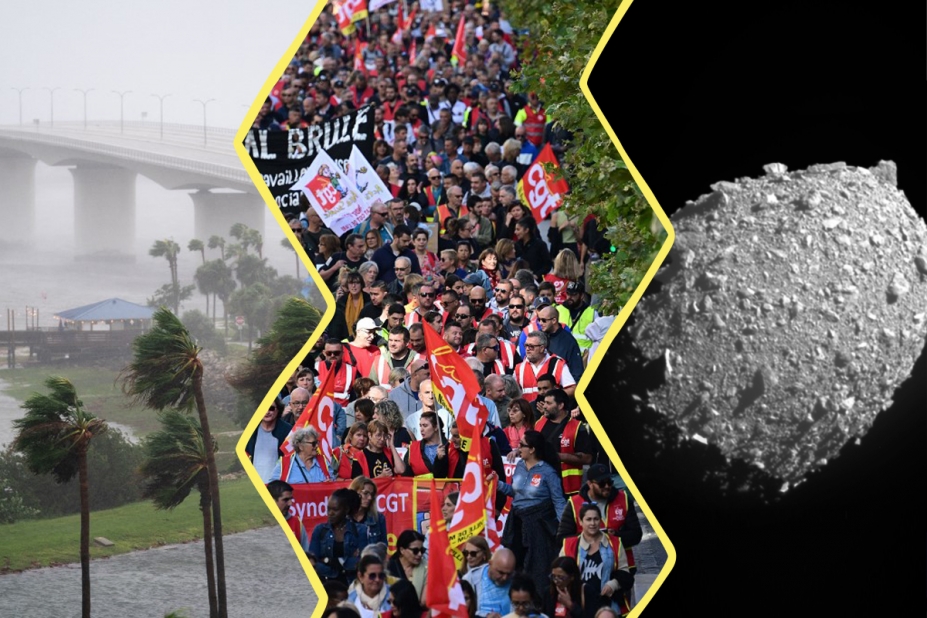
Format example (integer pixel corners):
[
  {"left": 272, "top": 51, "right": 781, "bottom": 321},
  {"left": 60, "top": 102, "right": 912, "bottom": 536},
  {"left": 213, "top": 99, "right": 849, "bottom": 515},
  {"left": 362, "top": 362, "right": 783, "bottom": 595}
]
[{"left": 308, "top": 520, "right": 370, "bottom": 580}]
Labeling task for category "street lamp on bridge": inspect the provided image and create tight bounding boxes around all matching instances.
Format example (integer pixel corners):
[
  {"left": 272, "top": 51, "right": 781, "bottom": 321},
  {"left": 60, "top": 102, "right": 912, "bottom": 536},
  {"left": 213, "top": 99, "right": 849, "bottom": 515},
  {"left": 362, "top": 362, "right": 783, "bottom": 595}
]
[
  {"left": 111, "top": 90, "right": 132, "bottom": 133},
  {"left": 193, "top": 98, "right": 215, "bottom": 146},
  {"left": 11, "top": 87, "right": 29, "bottom": 126},
  {"left": 151, "top": 93, "right": 172, "bottom": 140},
  {"left": 42, "top": 87, "right": 61, "bottom": 128},
  {"left": 74, "top": 88, "right": 94, "bottom": 129}
]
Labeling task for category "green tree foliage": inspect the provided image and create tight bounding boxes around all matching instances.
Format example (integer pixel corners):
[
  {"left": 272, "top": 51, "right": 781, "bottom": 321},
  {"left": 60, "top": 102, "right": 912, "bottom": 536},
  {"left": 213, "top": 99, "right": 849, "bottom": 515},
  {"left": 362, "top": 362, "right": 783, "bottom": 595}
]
[
  {"left": 207, "top": 235, "right": 226, "bottom": 261},
  {"left": 141, "top": 410, "right": 219, "bottom": 618},
  {"left": 228, "top": 297, "right": 323, "bottom": 409},
  {"left": 188, "top": 238, "right": 206, "bottom": 265},
  {"left": 120, "top": 308, "right": 229, "bottom": 618},
  {"left": 182, "top": 310, "right": 227, "bottom": 354},
  {"left": 228, "top": 283, "right": 275, "bottom": 351},
  {"left": 13, "top": 377, "right": 108, "bottom": 618},
  {"left": 0, "top": 429, "right": 143, "bottom": 519},
  {"left": 500, "top": 0, "right": 667, "bottom": 311},
  {"left": 148, "top": 283, "right": 196, "bottom": 315}
]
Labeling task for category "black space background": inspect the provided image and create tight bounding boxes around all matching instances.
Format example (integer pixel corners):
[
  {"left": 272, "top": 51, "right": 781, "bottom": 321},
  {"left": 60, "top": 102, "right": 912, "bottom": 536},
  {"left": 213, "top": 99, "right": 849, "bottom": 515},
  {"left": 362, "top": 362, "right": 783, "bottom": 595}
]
[{"left": 584, "top": 1, "right": 925, "bottom": 615}]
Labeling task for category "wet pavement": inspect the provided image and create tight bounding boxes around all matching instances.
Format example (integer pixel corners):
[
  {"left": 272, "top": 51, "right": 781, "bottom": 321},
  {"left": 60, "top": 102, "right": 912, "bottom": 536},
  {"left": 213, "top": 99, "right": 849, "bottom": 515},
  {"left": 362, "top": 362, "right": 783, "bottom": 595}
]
[{"left": 0, "top": 526, "right": 318, "bottom": 618}]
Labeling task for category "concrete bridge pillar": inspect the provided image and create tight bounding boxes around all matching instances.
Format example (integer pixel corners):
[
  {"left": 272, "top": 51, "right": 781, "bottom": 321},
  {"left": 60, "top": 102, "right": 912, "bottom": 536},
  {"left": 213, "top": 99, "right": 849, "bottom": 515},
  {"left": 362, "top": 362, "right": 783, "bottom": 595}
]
[
  {"left": 189, "top": 190, "right": 266, "bottom": 241},
  {"left": 69, "top": 163, "right": 136, "bottom": 259},
  {"left": 0, "top": 151, "right": 37, "bottom": 242}
]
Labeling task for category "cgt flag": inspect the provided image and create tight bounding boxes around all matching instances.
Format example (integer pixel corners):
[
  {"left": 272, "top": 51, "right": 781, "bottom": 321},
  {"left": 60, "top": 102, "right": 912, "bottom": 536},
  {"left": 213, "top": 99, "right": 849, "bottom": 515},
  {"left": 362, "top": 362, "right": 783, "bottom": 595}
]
[
  {"left": 423, "top": 323, "right": 489, "bottom": 450},
  {"left": 447, "top": 421, "right": 486, "bottom": 548},
  {"left": 517, "top": 143, "right": 570, "bottom": 223},
  {"left": 425, "top": 480, "right": 469, "bottom": 618},
  {"left": 280, "top": 366, "right": 338, "bottom": 480},
  {"left": 335, "top": 0, "right": 369, "bottom": 34},
  {"left": 290, "top": 148, "right": 370, "bottom": 235},
  {"left": 451, "top": 13, "right": 467, "bottom": 65},
  {"left": 483, "top": 475, "right": 501, "bottom": 552}
]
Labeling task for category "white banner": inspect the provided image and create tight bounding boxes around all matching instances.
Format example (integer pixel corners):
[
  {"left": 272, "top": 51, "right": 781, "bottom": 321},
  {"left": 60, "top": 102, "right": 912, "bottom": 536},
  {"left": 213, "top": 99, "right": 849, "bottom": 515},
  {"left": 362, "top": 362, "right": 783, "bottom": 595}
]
[
  {"left": 290, "top": 149, "right": 370, "bottom": 235},
  {"left": 348, "top": 144, "right": 394, "bottom": 209},
  {"left": 369, "top": 0, "right": 397, "bottom": 10}
]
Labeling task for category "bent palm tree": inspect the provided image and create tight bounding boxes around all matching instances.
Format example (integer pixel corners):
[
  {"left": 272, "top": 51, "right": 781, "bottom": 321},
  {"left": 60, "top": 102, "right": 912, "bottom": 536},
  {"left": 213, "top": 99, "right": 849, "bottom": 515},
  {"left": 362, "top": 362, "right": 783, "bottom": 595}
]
[
  {"left": 119, "top": 308, "right": 228, "bottom": 618},
  {"left": 13, "top": 376, "right": 107, "bottom": 618},
  {"left": 141, "top": 410, "right": 218, "bottom": 618}
]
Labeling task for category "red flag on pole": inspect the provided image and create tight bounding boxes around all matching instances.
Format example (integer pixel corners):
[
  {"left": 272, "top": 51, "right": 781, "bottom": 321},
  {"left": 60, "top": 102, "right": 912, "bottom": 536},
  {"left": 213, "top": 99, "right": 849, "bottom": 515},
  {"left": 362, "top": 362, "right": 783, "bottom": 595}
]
[
  {"left": 483, "top": 476, "right": 501, "bottom": 551},
  {"left": 516, "top": 143, "right": 570, "bottom": 223},
  {"left": 451, "top": 13, "right": 467, "bottom": 65},
  {"left": 354, "top": 41, "right": 368, "bottom": 72},
  {"left": 447, "top": 421, "right": 486, "bottom": 547},
  {"left": 423, "top": 323, "right": 489, "bottom": 451},
  {"left": 425, "top": 480, "right": 469, "bottom": 618},
  {"left": 281, "top": 367, "right": 337, "bottom": 478}
]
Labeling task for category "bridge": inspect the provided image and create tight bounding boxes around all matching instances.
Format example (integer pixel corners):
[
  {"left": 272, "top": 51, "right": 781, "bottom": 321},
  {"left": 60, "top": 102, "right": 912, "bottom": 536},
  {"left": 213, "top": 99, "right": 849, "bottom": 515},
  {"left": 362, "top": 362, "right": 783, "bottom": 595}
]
[
  {"left": 4, "top": 329, "right": 141, "bottom": 366},
  {"left": 0, "top": 121, "right": 266, "bottom": 257}
]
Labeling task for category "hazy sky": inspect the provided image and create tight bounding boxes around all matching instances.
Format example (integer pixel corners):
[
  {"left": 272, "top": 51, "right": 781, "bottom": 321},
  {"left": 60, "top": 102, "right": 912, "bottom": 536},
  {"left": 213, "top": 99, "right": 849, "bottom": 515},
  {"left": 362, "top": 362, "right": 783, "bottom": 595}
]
[{"left": 0, "top": 0, "right": 313, "bottom": 129}]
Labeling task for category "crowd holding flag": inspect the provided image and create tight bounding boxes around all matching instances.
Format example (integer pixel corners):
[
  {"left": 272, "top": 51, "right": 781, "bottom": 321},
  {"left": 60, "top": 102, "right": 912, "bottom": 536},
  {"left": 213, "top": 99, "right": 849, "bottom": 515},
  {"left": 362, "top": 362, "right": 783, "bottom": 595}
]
[{"left": 518, "top": 143, "right": 570, "bottom": 223}]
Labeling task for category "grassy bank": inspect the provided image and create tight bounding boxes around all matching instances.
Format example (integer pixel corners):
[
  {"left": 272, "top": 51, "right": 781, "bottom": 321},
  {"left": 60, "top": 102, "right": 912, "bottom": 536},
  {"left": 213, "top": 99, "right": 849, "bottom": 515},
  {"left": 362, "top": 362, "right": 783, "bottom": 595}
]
[
  {"left": 1, "top": 364, "right": 242, "bottom": 438},
  {"left": 0, "top": 477, "right": 275, "bottom": 573}
]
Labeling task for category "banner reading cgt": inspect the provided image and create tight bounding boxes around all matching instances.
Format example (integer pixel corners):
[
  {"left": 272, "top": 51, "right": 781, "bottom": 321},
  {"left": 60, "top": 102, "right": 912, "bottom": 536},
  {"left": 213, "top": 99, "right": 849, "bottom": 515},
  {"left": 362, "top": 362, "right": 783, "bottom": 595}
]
[{"left": 243, "top": 105, "right": 375, "bottom": 216}]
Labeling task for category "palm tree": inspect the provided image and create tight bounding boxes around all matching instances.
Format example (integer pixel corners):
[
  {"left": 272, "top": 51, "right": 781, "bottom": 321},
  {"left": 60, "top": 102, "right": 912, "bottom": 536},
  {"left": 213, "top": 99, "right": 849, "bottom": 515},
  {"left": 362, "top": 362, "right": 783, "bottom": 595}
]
[
  {"left": 150, "top": 239, "right": 182, "bottom": 313},
  {"left": 119, "top": 308, "right": 228, "bottom": 618},
  {"left": 207, "top": 235, "right": 226, "bottom": 261},
  {"left": 188, "top": 238, "right": 206, "bottom": 265},
  {"left": 141, "top": 410, "right": 218, "bottom": 618},
  {"left": 281, "top": 237, "right": 300, "bottom": 278},
  {"left": 13, "top": 376, "right": 108, "bottom": 618}
]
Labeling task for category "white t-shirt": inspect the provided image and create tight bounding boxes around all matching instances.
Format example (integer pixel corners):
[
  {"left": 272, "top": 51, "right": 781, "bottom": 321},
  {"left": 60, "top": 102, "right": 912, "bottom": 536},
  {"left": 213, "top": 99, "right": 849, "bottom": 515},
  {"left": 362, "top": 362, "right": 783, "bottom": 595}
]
[{"left": 253, "top": 427, "right": 279, "bottom": 483}]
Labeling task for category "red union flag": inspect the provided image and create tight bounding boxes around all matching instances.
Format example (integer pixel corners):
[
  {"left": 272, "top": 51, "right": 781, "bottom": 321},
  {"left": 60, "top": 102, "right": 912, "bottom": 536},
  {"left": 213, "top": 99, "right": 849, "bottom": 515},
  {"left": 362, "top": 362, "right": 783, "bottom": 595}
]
[
  {"left": 517, "top": 143, "right": 569, "bottom": 223},
  {"left": 335, "top": 0, "right": 368, "bottom": 34},
  {"left": 281, "top": 366, "right": 337, "bottom": 478},
  {"left": 447, "top": 422, "right": 486, "bottom": 547},
  {"left": 451, "top": 13, "right": 467, "bottom": 65},
  {"left": 483, "top": 475, "right": 501, "bottom": 551},
  {"left": 423, "top": 324, "right": 488, "bottom": 450},
  {"left": 354, "top": 41, "right": 367, "bottom": 72},
  {"left": 425, "top": 480, "right": 469, "bottom": 618}
]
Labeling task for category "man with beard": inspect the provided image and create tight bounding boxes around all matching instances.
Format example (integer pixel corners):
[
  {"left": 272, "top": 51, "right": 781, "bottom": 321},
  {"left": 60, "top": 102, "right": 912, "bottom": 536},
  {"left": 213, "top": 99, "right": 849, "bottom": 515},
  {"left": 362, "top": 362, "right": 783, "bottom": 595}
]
[
  {"left": 373, "top": 225, "right": 420, "bottom": 283},
  {"left": 320, "top": 233, "right": 366, "bottom": 292},
  {"left": 536, "top": 388, "right": 592, "bottom": 496},
  {"left": 404, "top": 282, "right": 440, "bottom": 326},
  {"left": 513, "top": 331, "right": 575, "bottom": 401},
  {"left": 369, "top": 326, "right": 418, "bottom": 390},
  {"left": 501, "top": 292, "right": 530, "bottom": 342},
  {"left": 537, "top": 305, "right": 585, "bottom": 383}
]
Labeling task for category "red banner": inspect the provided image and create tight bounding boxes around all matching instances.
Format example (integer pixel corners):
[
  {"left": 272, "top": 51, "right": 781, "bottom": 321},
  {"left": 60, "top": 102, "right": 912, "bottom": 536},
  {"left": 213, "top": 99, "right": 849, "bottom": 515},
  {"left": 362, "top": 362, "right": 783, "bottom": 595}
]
[
  {"left": 517, "top": 143, "right": 569, "bottom": 223},
  {"left": 289, "top": 477, "right": 458, "bottom": 554},
  {"left": 452, "top": 14, "right": 467, "bottom": 65}
]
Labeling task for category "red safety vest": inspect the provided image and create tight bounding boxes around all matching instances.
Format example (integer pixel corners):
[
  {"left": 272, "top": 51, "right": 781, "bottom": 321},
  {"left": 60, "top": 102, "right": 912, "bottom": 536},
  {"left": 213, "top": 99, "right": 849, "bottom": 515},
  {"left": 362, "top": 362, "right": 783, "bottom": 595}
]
[
  {"left": 407, "top": 441, "right": 439, "bottom": 478},
  {"left": 370, "top": 352, "right": 420, "bottom": 390},
  {"left": 514, "top": 355, "right": 565, "bottom": 402},
  {"left": 522, "top": 105, "right": 547, "bottom": 147},
  {"left": 338, "top": 447, "right": 394, "bottom": 479},
  {"left": 317, "top": 361, "right": 355, "bottom": 406},
  {"left": 434, "top": 203, "right": 469, "bottom": 234},
  {"left": 535, "top": 416, "right": 583, "bottom": 495},
  {"left": 561, "top": 535, "right": 631, "bottom": 617},
  {"left": 567, "top": 492, "right": 637, "bottom": 573},
  {"left": 498, "top": 339, "right": 517, "bottom": 372}
]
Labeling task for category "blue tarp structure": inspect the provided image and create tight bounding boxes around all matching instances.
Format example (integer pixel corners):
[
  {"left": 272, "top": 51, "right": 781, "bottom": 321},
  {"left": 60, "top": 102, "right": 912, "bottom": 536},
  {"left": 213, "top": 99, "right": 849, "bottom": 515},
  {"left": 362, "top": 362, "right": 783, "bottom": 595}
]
[{"left": 54, "top": 298, "right": 154, "bottom": 325}]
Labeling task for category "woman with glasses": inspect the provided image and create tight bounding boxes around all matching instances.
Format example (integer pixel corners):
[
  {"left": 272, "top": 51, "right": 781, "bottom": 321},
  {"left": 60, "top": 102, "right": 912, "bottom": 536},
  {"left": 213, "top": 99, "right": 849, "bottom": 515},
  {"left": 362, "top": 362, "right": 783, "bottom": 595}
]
[
  {"left": 386, "top": 530, "right": 428, "bottom": 600},
  {"left": 348, "top": 554, "right": 391, "bottom": 614},
  {"left": 309, "top": 488, "right": 369, "bottom": 584},
  {"left": 331, "top": 271, "right": 371, "bottom": 342},
  {"left": 461, "top": 536, "right": 492, "bottom": 576},
  {"left": 348, "top": 475, "right": 388, "bottom": 546},
  {"left": 497, "top": 430, "right": 566, "bottom": 604},
  {"left": 558, "top": 504, "right": 632, "bottom": 618},
  {"left": 348, "top": 418, "right": 408, "bottom": 478},
  {"left": 545, "top": 557, "right": 583, "bottom": 618},
  {"left": 271, "top": 426, "right": 333, "bottom": 483}
]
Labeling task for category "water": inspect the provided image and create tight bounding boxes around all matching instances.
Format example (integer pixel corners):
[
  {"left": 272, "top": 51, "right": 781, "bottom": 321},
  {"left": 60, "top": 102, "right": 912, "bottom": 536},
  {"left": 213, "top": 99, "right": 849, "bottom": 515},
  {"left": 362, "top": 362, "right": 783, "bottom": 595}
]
[{"left": 0, "top": 527, "right": 319, "bottom": 618}]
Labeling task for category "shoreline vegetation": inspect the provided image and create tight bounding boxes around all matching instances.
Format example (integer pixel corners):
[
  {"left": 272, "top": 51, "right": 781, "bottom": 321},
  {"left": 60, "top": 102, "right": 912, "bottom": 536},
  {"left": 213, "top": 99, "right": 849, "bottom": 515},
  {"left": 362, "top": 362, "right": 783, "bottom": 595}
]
[{"left": 0, "top": 476, "right": 273, "bottom": 573}]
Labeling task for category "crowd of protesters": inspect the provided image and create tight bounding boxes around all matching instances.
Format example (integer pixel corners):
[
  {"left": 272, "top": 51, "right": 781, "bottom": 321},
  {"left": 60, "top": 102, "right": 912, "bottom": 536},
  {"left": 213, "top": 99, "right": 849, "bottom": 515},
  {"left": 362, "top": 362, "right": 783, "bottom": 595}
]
[{"left": 246, "top": 1, "right": 641, "bottom": 617}]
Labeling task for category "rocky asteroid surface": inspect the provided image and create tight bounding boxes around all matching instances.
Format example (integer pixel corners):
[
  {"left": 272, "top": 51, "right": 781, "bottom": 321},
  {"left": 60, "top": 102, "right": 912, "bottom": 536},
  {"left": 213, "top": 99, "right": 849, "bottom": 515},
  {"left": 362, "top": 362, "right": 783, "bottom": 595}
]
[{"left": 630, "top": 161, "right": 927, "bottom": 489}]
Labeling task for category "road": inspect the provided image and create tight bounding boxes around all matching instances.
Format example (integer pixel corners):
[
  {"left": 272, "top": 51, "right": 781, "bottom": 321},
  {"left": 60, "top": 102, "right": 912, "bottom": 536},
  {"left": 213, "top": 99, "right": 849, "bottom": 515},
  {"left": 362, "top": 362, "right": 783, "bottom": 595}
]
[{"left": 0, "top": 526, "right": 318, "bottom": 618}]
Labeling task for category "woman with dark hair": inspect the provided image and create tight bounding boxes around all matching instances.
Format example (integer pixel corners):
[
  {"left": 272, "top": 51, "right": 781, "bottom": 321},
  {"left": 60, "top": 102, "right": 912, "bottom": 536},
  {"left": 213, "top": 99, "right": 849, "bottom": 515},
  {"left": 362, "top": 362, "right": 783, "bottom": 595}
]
[
  {"left": 331, "top": 271, "right": 371, "bottom": 341},
  {"left": 403, "top": 412, "right": 454, "bottom": 478},
  {"left": 497, "top": 430, "right": 566, "bottom": 603},
  {"left": 545, "top": 557, "right": 584, "bottom": 618},
  {"left": 460, "top": 580, "right": 479, "bottom": 618},
  {"left": 348, "top": 554, "right": 391, "bottom": 614},
  {"left": 373, "top": 138, "right": 392, "bottom": 161},
  {"left": 478, "top": 248, "right": 502, "bottom": 290},
  {"left": 348, "top": 475, "right": 388, "bottom": 545},
  {"left": 495, "top": 238, "right": 517, "bottom": 280},
  {"left": 442, "top": 491, "right": 459, "bottom": 526},
  {"left": 504, "top": 399, "right": 536, "bottom": 454},
  {"left": 386, "top": 530, "right": 428, "bottom": 600},
  {"left": 504, "top": 203, "right": 529, "bottom": 240},
  {"left": 348, "top": 418, "right": 407, "bottom": 478},
  {"left": 309, "top": 488, "right": 369, "bottom": 584},
  {"left": 387, "top": 579, "right": 427, "bottom": 618},
  {"left": 559, "top": 504, "right": 632, "bottom": 618}
]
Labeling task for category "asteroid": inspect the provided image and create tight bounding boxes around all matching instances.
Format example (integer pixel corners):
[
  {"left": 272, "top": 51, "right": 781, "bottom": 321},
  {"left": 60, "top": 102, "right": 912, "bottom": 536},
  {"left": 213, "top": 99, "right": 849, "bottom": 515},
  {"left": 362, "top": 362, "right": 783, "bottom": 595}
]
[{"left": 631, "top": 162, "right": 927, "bottom": 486}]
